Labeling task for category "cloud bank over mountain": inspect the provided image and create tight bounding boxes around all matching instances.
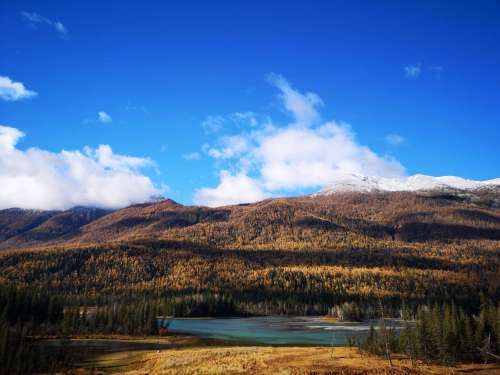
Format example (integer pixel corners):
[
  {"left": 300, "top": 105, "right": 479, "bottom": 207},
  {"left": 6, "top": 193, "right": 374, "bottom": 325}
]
[
  {"left": 194, "top": 75, "right": 405, "bottom": 207},
  {"left": 0, "top": 125, "right": 158, "bottom": 210}
]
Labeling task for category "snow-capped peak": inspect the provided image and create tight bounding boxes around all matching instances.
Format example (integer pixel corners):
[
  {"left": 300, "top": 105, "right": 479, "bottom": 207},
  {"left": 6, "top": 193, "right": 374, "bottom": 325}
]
[{"left": 315, "top": 173, "right": 500, "bottom": 195}]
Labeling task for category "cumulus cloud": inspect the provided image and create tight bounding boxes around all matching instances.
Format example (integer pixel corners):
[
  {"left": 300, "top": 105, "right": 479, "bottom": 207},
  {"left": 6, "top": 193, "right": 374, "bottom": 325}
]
[
  {"left": 195, "top": 75, "right": 405, "bottom": 207},
  {"left": 404, "top": 65, "right": 421, "bottom": 78},
  {"left": 268, "top": 73, "right": 323, "bottom": 125},
  {"left": 385, "top": 134, "right": 406, "bottom": 146},
  {"left": 98, "top": 111, "right": 112, "bottom": 123},
  {"left": 256, "top": 123, "right": 404, "bottom": 191},
  {"left": 0, "top": 76, "right": 37, "bottom": 101},
  {"left": 21, "top": 11, "right": 68, "bottom": 37},
  {"left": 194, "top": 171, "right": 267, "bottom": 207},
  {"left": 0, "top": 125, "right": 159, "bottom": 210},
  {"left": 203, "top": 135, "right": 250, "bottom": 159}
]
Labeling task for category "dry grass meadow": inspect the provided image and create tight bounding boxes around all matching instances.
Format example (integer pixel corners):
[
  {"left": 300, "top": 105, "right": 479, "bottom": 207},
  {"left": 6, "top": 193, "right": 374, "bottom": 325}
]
[{"left": 52, "top": 335, "right": 500, "bottom": 375}]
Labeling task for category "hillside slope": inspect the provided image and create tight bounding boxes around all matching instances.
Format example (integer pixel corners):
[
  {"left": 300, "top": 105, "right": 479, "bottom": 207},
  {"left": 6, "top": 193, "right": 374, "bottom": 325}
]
[
  {"left": 1, "top": 189, "right": 499, "bottom": 314},
  {"left": 1, "top": 189, "right": 499, "bottom": 250},
  {"left": 0, "top": 207, "right": 110, "bottom": 249}
]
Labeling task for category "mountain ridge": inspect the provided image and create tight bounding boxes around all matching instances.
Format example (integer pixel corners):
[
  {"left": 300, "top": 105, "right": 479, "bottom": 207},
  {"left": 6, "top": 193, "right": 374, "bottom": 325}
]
[
  {"left": 315, "top": 174, "right": 500, "bottom": 196},
  {"left": 1, "top": 186, "right": 499, "bottom": 251},
  {"left": 1, "top": 187, "right": 499, "bottom": 317}
]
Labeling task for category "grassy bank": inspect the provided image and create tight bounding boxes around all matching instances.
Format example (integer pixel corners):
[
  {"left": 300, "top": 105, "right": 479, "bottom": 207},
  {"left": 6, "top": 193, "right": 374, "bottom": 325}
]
[{"left": 38, "top": 335, "right": 500, "bottom": 374}]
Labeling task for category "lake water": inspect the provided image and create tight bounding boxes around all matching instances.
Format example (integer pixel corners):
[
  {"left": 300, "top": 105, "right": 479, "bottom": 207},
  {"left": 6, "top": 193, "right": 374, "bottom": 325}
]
[{"left": 166, "top": 316, "right": 407, "bottom": 346}]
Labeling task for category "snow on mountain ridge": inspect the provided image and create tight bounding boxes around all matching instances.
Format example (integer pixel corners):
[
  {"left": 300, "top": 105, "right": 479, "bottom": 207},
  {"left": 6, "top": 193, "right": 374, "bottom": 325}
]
[{"left": 315, "top": 174, "right": 500, "bottom": 195}]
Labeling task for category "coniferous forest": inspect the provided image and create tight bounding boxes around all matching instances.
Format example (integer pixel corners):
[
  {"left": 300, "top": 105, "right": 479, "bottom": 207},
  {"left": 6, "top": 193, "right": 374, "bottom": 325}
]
[
  {"left": 359, "top": 300, "right": 500, "bottom": 366},
  {"left": 0, "top": 191, "right": 499, "bottom": 372}
]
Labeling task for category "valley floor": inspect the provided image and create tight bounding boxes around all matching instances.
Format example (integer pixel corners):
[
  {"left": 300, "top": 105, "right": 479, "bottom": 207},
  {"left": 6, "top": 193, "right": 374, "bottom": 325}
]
[{"left": 47, "top": 335, "right": 500, "bottom": 375}]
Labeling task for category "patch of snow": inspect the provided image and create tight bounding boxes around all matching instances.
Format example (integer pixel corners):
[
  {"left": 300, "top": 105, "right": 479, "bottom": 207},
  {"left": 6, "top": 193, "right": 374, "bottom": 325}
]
[{"left": 315, "top": 174, "right": 500, "bottom": 195}]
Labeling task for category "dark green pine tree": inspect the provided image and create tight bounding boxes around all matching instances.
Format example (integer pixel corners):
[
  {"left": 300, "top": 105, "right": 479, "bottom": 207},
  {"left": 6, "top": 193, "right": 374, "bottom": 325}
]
[
  {"left": 364, "top": 324, "right": 377, "bottom": 354},
  {"left": 416, "top": 307, "right": 434, "bottom": 361},
  {"left": 460, "top": 310, "right": 475, "bottom": 361}
]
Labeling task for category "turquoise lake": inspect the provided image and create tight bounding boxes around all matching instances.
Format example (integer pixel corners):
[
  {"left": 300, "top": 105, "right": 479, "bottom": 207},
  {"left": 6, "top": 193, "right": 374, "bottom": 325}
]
[{"left": 166, "top": 316, "right": 407, "bottom": 346}]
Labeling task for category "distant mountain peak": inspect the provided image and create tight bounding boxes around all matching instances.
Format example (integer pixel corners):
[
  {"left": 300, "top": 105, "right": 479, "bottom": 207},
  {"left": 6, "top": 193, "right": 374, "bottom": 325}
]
[
  {"left": 149, "top": 195, "right": 167, "bottom": 203},
  {"left": 314, "top": 173, "right": 500, "bottom": 195}
]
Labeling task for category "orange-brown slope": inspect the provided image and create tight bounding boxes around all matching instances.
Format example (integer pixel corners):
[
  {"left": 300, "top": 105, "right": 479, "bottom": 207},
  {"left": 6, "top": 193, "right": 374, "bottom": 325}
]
[
  {"left": 1, "top": 191, "right": 499, "bottom": 252},
  {"left": 55, "top": 192, "right": 500, "bottom": 249}
]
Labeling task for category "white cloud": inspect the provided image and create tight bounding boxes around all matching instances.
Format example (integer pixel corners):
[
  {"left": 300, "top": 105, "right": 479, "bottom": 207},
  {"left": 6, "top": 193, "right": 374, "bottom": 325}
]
[
  {"left": 53, "top": 21, "right": 67, "bottom": 34},
  {"left": 85, "top": 144, "right": 149, "bottom": 172},
  {"left": 201, "top": 112, "right": 265, "bottom": 134},
  {"left": 201, "top": 115, "right": 225, "bottom": 133},
  {"left": 21, "top": 11, "right": 68, "bottom": 37},
  {"left": 0, "top": 125, "right": 159, "bottom": 210},
  {"left": 0, "top": 76, "right": 37, "bottom": 101},
  {"left": 183, "top": 152, "right": 201, "bottom": 160},
  {"left": 0, "top": 126, "right": 24, "bottom": 151},
  {"left": 203, "top": 135, "right": 250, "bottom": 159},
  {"left": 194, "top": 171, "right": 267, "bottom": 207},
  {"left": 230, "top": 112, "right": 260, "bottom": 127},
  {"left": 268, "top": 73, "right": 323, "bottom": 125},
  {"left": 195, "top": 75, "right": 406, "bottom": 207},
  {"left": 256, "top": 123, "right": 404, "bottom": 191},
  {"left": 98, "top": 111, "right": 112, "bottom": 123},
  {"left": 404, "top": 65, "right": 421, "bottom": 78},
  {"left": 385, "top": 134, "right": 406, "bottom": 146}
]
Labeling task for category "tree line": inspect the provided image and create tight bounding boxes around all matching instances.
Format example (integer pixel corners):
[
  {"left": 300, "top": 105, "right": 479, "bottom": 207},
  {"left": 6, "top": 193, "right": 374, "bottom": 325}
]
[
  {"left": 0, "top": 285, "right": 69, "bottom": 375},
  {"left": 0, "top": 285, "right": 249, "bottom": 374},
  {"left": 359, "top": 299, "right": 500, "bottom": 366},
  {"left": 2, "top": 283, "right": 500, "bottom": 373}
]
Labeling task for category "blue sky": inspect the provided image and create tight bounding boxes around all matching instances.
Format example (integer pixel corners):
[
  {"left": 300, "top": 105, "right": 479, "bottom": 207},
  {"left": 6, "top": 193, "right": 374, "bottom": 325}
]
[{"left": 1, "top": 1, "right": 499, "bottom": 209}]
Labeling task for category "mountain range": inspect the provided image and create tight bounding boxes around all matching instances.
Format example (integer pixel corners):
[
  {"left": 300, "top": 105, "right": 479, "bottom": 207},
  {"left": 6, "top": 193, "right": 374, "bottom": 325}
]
[
  {"left": 1, "top": 174, "right": 499, "bottom": 251},
  {"left": 1, "top": 173, "right": 499, "bottom": 318}
]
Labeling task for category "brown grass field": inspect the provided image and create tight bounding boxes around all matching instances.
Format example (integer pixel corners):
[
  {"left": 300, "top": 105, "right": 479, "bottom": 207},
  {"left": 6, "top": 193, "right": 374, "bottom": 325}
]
[{"left": 48, "top": 335, "right": 500, "bottom": 375}]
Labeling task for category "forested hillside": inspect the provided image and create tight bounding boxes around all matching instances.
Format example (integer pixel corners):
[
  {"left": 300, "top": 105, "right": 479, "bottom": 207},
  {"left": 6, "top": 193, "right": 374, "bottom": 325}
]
[
  {"left": 0, "top": 207, "right": 109, "bottom": 249},
  {"left": 0, "top": 190, "right": 499, "bottom": 316},
  {"left": 1, "top": 190, "right": 499, "bottom": 250}
]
